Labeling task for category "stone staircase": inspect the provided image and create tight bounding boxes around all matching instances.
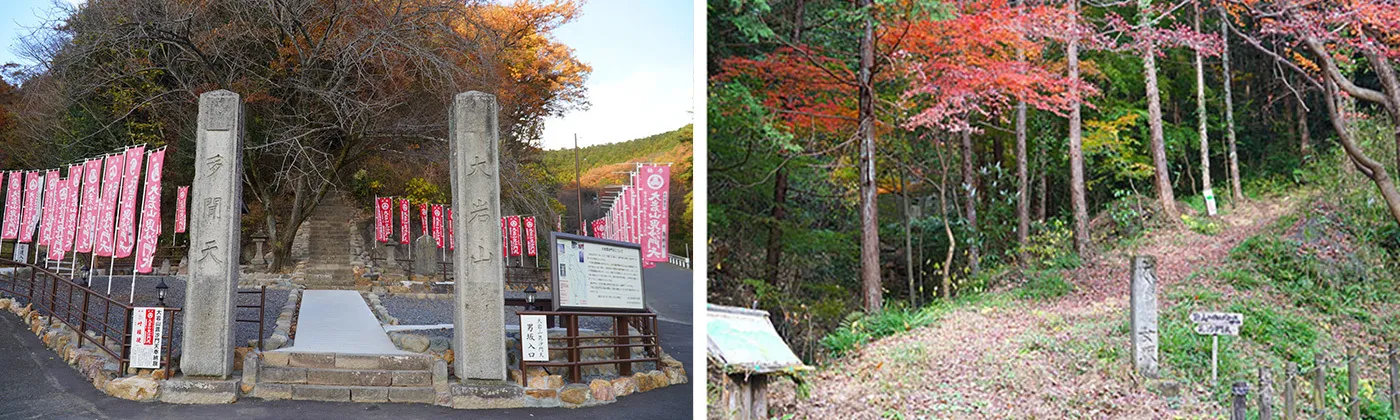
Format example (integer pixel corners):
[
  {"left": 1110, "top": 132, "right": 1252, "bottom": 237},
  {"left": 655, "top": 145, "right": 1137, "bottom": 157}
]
[
  {"left": 246, "top": 351, "right": 448, "bottom": 404},
  {"left": 301, "top": 194, "right": 357, "bottom": 288}
]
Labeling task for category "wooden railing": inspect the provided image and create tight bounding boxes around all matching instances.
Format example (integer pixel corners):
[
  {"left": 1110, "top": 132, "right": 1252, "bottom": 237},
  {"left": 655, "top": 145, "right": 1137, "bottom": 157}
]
[
  {"left": 516, "top": 309, "right": 661, "bottom": 384},
  {"left": 0, "top": 258, "right": 180, "bottom": 377}
]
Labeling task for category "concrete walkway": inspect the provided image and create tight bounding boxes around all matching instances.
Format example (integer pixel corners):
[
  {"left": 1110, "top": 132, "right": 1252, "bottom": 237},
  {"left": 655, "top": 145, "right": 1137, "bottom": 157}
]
[{"left": 275, "top": 290, "right": 408, "bottom": 355}]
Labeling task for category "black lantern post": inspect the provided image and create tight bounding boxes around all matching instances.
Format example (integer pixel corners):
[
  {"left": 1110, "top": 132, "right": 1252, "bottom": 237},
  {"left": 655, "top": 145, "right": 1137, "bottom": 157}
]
[
  {"left": 524, "top": 285, "right": 537, "bottom": 311},
  {"left": 155, "top": 278, "right": 169, "bottom": 307}
]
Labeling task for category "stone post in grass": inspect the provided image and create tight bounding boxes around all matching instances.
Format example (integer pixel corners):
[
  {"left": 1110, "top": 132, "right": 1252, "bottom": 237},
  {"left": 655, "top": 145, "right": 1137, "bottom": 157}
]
[{"left": 1130, "top": 255, "right": 1159, "bottom": 378}]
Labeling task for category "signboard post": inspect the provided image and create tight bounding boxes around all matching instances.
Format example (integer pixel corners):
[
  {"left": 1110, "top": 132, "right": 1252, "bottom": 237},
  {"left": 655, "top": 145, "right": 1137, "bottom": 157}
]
[
  {"left": 130, "top": 307, "right": 166, "bottom": 369},
  {"left": 548, "top": 232, "right": 646, "bottom": 312},
  {"left": 1191, "top": 311, "right": 1243, "bottom": 385}
]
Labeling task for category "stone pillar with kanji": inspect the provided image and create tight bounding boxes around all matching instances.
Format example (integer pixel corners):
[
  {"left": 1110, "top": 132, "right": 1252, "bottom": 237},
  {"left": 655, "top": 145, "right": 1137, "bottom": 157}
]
[
  {"left": 180, "top": 90, "right": 243, "bottom": 378},
  {"left": 449, "top": 91, "right": 507, "bottom": 381}
]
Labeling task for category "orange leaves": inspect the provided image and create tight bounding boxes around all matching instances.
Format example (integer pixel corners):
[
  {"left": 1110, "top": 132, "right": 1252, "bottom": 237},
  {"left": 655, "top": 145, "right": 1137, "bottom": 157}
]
[
  {"left": 892, "top": 1, "right": 1084, "bottom": 132},
  {"left": 715, "top": 46, "right": 862, "bottom": 136}
]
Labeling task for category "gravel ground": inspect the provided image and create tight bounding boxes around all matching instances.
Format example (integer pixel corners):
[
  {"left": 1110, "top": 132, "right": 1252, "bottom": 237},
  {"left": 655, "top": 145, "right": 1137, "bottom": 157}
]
[{"left": 1, "top": 274, "right": 288, "bottom": 357}]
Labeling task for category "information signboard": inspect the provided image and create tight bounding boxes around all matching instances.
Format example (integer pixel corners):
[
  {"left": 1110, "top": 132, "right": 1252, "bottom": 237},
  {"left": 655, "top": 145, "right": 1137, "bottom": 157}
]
[
  {"left": 548, "top": 232, "right": 646, "bottom": 312},
  {"left": 129, "top": 307, "right": 165, "bottom": 369},
  {"left": 521, "top": 314, "right": 549, "bottom": 362}
]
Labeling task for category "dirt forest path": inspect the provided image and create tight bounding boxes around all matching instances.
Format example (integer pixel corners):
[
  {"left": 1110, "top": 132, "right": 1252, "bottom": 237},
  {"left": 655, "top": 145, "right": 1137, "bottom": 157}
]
[{"left": 776, "top": 198, "right": 1296, "bottom": 419}]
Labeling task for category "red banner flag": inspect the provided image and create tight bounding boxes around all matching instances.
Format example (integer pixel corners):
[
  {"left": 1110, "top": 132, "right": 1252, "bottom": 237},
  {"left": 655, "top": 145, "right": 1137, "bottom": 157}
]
[
  {"left": 419, "top": 203, "right": 430, "bottom": 238},
  {"left": 507, "top": 215, "right": 521, "bottom": 257},
  {"left": 624, "top": 186, "right": 634, "bottom": 243},
  {"left": 114, "top": 146, "right": 145, "bottom": 258},
  {"left": 501, "top": 217, "right": 507, "bottom": 255},
  {"left": 398, "top": 198, "right": 411, "bottom": 244},
  {"left": 372, "top": 197, "right": 383, "bottom": 241},
  {"left": 58, "top": 164, "right": 84, "bottom": 257},
  {"left": 41, "top": 170, "right": 61, "bottom": 247},
  {"left": 524, "top": 216, "right": 537, "bottom": 256},
  {"left": 135, "top": 149, "right": 165, "bottom": 273},
  {"left": 95, "top": 153, "right": 125, "bottom": 257},
  {"left": 45, "top": 173, "right": 69, "bottom": 260},
  {"left": 2, "top": 171, "right": 20, "bottom": 240},
  {"left": 375, "top": 197, "right": 393, "bottom": 243},
  {"left": 174, "top": 186, "right": 189, "bottom": 234},
  {"left": 638, "top": 165, "right": 671, "bottom": 263},
  {"left": 623, "top": 187, "right": 632, "bottom": 242},
  {"left": 431, "top": 204, "right": 444, "bottom": 248},
  {"left": 446, "top": 208, "right": 455, "bottom": 250},
  {"left": 19, "top": 171, "right": 41, "bottom": 243},
  {"left": 75, "top": 159, "right": 102, "bottom": 252}
]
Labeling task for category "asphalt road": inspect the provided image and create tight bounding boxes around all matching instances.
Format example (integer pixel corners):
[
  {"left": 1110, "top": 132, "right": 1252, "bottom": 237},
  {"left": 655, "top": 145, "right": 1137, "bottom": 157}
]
[{"left": 0, "top": 263, "right": 694, "bottom": 419}]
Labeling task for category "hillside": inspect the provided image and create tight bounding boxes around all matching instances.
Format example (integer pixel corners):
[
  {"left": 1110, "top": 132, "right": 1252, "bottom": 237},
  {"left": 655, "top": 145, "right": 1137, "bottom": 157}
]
[
  {"left": 752, "top": 158, "right": 1400, "bottom": 418},
  {"left": 543, "top": 125, "right": 693, "bottom": 187},
  {"left": 545, "top": 125, "right": 694, "bottom": 256}
]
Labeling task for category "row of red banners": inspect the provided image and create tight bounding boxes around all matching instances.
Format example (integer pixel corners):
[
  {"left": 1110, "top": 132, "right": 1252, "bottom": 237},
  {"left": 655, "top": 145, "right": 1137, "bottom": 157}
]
[
  {"left": 595, "top": 165, "right": 670, "bottom": 264},
  {"left": 372, "top": 197, "right": 539, "bottom": 257},
  {"left": 0, "top": 146, "right": 181, "bottom": 273}
]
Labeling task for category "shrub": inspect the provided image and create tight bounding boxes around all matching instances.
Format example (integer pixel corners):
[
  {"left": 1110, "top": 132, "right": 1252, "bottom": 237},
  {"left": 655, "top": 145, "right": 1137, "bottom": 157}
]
[
  {"left": 1016, "top": 270, "right": 1072, "bottom": 301},
  {"left": 820, "top": 306, "right": 942, "bottom": 358},
  {"left": 1182, "top": 214, "right": 1222, "bottom": 235}
]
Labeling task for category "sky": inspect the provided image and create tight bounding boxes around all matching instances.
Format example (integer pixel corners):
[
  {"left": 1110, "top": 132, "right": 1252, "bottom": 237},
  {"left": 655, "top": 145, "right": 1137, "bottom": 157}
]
[
  {"left": 0, "top": 0, "right": 695, "bottom": 150},
  {"left": 541, "top": 1, "right": 694, "bottom": 149}
]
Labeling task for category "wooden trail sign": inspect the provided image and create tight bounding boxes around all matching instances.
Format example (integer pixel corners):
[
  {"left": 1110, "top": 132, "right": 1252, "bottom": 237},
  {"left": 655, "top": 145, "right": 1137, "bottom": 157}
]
[{"left": 1192, "top": 311, "right": 1244, "bottom": 385}]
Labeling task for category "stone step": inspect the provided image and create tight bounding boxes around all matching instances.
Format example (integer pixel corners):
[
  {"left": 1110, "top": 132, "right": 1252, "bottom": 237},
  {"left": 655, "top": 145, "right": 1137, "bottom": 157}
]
[
  {"left": 262, "top": 351, "right": 434, "bottom": 371},
  {"left": 254, "top": 383, "right": 437, "bottom": 403},
  {"left": 259, "top": 367, "right": 433, "bottom": 388}
]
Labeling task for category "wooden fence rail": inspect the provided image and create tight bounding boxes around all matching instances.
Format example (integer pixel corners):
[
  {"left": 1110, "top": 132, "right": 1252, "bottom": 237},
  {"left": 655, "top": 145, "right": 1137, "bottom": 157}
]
[{"left": 1227, "top": 344, "right": 1400, "bottom": 419}]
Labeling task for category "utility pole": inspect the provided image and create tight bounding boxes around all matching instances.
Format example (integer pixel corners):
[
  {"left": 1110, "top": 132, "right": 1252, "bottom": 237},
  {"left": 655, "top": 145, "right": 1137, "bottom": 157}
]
[{"left": 575, "top": 134, "right": 584, "bottom": 235}]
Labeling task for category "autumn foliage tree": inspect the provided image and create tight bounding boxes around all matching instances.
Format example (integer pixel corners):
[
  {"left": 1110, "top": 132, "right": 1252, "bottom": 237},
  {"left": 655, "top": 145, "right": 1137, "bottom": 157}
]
[
  {"left": 1226, "top": 0, "right": 1400, "bottom": 226},
  {"left": 11, "top": 0, "right": 589, "bottom": 270}
]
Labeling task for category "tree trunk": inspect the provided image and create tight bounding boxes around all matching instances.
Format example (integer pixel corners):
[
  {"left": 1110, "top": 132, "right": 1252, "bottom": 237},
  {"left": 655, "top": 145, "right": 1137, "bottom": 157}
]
[
  {"left": 1015, "top": 19, "right": 1030, "bottom": 263},
  {"left": 766, "top": 0, "right": 804, "bottom": 292},
  {"left": 1038, "top": 147, "right": 1048, "bottom": 222},
  {"left": 1323, "top": 80, "right": 1400, "bottom": 225},
  {"left": 937, "top": 137, "right": 956, "bottom": 299},
  {"left": 1220, "top": 7, "right": 1242, "bottom": 201},
  {"left": 765, "top": 169, "right": 787, "bottom": 286},
  {"left": 857, "top": 0, "right": 882, "bottom": 313},
  {"left": 902, "top": 172, "right": 914, "bottom": 306},
  {"left": 1068, "top": 0, "right": 1090, "bottom": 256},
  {"left": 1361, "top": 50, "right": 1400, "bottom": 171},
  {"left": 1298, "top": 93, "right": 1311, "bottom": 158},
  {"left": 270, "top": 179, "right": 323, "bottom": 272},
  {"left": 1194, "top": 0, "right": 1213, "bottom": 216},
  {"left": 961, "top": 129, "right": 980, "bottom": 275},
  {"left": 1141, "top": 0, "right": 1179, "bottom": 221}
]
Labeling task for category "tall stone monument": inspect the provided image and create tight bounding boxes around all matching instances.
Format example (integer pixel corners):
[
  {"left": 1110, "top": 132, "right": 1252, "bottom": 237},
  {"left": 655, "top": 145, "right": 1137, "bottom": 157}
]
[
  {"left": 1130, "top": 255, "right": 1159, "bottom": 378},
  {"left": 449, "top": 91, "right": 506, "bottom": 381},
  {"left": 181, "top": 90, "right": 243, "bottom": 378}
]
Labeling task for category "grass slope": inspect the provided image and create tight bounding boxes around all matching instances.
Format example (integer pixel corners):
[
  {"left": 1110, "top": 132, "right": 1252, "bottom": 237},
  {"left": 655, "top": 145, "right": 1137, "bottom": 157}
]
[{"left": 542, "top": 125, "right": 693, "bottom": 187}]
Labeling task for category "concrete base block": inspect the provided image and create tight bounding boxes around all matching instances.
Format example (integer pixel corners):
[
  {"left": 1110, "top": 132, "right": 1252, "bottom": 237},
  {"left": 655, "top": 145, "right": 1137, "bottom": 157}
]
[{"left": 159, "top": 377, "right": 241, "bottom": 404}]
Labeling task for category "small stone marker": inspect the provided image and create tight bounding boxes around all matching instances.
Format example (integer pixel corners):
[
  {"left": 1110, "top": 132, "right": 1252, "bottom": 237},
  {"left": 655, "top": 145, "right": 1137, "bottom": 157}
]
[
  {"left": 181, "top": 90, "right": 243, "bottom": 378},
  {"left": 1130, "top": 255, "right": 1159, "bottom": 378},
  {"left": 413, "top": 234, "right": 439, "bottom": 274},
  {"left": 449, "top": 91, "right": 506, "bottom": 381},
  {"left": 1192, "top": 311, "right": 1244, "bottom": 385}
]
